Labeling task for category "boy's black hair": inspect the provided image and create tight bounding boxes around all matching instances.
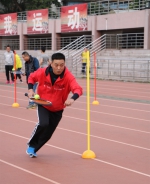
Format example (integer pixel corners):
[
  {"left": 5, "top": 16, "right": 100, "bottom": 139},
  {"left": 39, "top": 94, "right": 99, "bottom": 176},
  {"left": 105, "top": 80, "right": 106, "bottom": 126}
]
[
  {"left": 41, "top": 46, "right": 46, "bottom": 52},
  {"left": 51, "top": 53, "right": 65, "bottom": 62},
  {"left": 22, "top": 51, "right": 29, "bottom": 56},
  {"left": 45, "top": 53, "right": 66, "bottom": 76},
  {"left": 6, "top": 45, "right": 10, "bottom": 48}
]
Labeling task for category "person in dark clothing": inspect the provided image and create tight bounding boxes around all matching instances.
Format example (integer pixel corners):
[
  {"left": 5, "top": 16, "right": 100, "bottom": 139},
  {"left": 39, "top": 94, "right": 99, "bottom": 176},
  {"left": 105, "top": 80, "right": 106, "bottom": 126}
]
[
  {"left": 26, "top": 53, "right": 82, "bottom": 158},
  {"left": 22, "top": 51, "right": 40, "bottom": 109}
]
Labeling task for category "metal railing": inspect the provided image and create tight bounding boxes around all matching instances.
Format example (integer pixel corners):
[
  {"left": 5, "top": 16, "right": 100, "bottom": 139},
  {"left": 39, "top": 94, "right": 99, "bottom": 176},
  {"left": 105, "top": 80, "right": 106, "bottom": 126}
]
[
  {"left": 0, "top": 54, "right": 5, "bottom": 72},
  {"left": 106, "top": 33, "right": 144, "bottom": 49},
  {"left": 17, "top": 0, "right": 146, "bottom": 21},
  {"left": 72, "top": 58, "right": 150, "bottom": 82},
  {"left": 0, "top": 54, "right": 149, "bottom": 82},
  {"left": 88, "top": 0, "right": 146, "bottom": 15},
  {"left": 56, "top": 35, "right": 93, "bottom": 57},
  {"left": 17, "top": 11, "right": 27, "bottom": 21},
  {"left": 24, "top": 37, "right": 52, "bottom": 50},
  {"left": 71, "top": 34, "right": 106, "bottom": 69},
  {"left": 0, "top": 39, "right": 20, "bottom": 50}
]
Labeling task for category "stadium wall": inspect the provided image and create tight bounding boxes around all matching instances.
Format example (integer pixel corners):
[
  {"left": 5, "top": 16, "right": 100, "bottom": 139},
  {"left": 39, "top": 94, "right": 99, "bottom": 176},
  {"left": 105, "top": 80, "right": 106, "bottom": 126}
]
[{"left": 0, "top": 9, "right": 150, "bottom": 50}]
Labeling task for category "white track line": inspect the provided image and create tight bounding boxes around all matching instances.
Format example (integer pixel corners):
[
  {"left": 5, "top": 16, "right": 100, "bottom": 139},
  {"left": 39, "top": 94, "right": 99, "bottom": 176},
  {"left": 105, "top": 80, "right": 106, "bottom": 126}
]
[
  {"left": 0, "top": 86, "right": 149, "bottom": 99},
  {"left": 0, "top": 101, "right": 150, "bottom": 135},
  {"left": 0, "top": 89, "right": 25, "bottom": 94},
  {"left": 69, "top": 107, "right": 150, "bottom": 122},
  {"left": 0, "top": 93, "right": 150, "bottom": 113},
  {"left": 0, "top": 94, "right": 150, "bottom": 113},
  {"left": 58, "top": 127, "right": 150, "bottom": 151},
  {"left": 0, "top": 113, "right": 149, "bottom": 150},
  {"left": 0, "top": 102, "right": 150, "bottom": 133},
  {"left": 77, "top": 81, "right": 150, "bottom": 91},
  {"left": 0, "top": 159, "right": 61, "bottom": 184},
  {"left": 0, "top": 86, "right": 150, "bottom": 106},
  {"left": 63, "top": 115, "right": 150, "bottom": 134},
  {"left": 74, "top": 101, "right": 150, "bottom": 113},
  {"left": 83, "top": 95, "right": 150, "bottom": 106},
  {"left": 0, "top": 97, "right": 150, "bottom": 122},
  {"left": 1, "top": 80, "right": 150, "bottom": 91},
  {"left": 81, "top": 86, "right": 150, "bottom": 98},
  {"left": 0, "top": 130, "right": 150, "bottom": 178}
]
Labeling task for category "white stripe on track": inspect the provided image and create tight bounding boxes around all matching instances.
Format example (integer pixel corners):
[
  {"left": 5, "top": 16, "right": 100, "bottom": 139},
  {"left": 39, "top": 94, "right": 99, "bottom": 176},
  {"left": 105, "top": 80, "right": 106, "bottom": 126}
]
[
  {"left": 69, "top": 107, "right": 150, "bottom": 122},
  {"left": 0, "top": 85, "right": 150, "bottom": 106},
  {"left": 0, "top": 94, "right": 150, "bottom": 113},
  {"left": 0, "top": 159, "right": 61, "bottom": 184},
  {"left": 0, "top": 113, "right": 149, "bottom": 150},
  {"left": 58, "top": 127, "right": 150, "bottom": 151},
  {"left": 0, "top": 99, "right": 150, "bottom": 122},
  {"left": 63, "top": 115, "right": 150, "bottom": 134},
  {"left": 0, "top": 130, "right": 150, "bottom": 178},
  {"left": 0, "top": 102, "right": 150, "bottom": 134},
  {"left": 1, "top": 80, "right": 150, "bottom": 92},
  {"left": 0, "top": 102, "right": 150, "bottom": 133},
  {"left": 73, "top": 101, "right": 150, "bottom": 113}
]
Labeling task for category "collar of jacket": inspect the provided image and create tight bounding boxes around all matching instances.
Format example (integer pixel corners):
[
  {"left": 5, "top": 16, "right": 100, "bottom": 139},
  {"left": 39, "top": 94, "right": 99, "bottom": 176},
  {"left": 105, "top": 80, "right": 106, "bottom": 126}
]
[{"left": 25, "top": 55, "right": 33, "bottom": 63}]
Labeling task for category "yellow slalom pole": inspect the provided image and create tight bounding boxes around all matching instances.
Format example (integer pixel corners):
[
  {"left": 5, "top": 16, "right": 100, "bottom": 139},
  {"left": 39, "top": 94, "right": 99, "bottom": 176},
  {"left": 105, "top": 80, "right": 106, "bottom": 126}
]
[{"left": 82, "top": 51, "right": 96, "bottom": 159}]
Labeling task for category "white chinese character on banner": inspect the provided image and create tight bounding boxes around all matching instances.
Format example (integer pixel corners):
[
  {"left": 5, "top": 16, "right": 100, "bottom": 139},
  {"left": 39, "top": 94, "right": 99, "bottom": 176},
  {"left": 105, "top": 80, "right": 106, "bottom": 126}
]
[
  {"left": 32, "top": 13, "right": 42, "bottom": 31},
  {"left": 4, "top": 16, "right": 12, "bottom": 34},
  {"left": 68, "top": 7, "right": 79, "bottom": 29}
]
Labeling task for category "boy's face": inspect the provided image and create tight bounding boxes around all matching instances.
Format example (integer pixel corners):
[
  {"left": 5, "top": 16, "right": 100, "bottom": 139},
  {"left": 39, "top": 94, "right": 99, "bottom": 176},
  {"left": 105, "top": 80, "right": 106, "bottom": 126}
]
[
  {"left": 51, "top": 59, "right": 65, "bottom": 75},
  {"left": 22, "top": 54, "right": 30, "bottom": 62},
  {"left": 6, "top": 47, "right": 11, "bottom": 52}
]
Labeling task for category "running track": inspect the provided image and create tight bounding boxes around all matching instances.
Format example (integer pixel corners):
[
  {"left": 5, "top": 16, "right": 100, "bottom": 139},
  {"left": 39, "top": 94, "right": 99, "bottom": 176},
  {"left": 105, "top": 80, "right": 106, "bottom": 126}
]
[{"left": 0, "top": 73, "right": 150, "bottom": 184}]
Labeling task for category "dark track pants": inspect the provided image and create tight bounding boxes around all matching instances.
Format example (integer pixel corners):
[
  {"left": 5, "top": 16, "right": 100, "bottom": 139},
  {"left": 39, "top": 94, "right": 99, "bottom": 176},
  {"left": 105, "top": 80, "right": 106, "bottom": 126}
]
[
  {"left": 16, "top": 68, "right": 22, "bottom": 80},
  {"left": 81, "top": 63, "right": 86, "bottom": 74},
  {"left": 5, "top": 65, "right": 14, "bottom": 82},
  {"left": 28, "top": 105, "right": 63, "bottom": 153}
]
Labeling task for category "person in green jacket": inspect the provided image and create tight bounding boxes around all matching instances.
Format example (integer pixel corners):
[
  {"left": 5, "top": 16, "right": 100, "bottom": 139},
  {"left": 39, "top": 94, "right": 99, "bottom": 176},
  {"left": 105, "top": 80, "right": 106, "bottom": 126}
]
[{"left": 12, "top": 50, "right": 23, "bottom": 83}]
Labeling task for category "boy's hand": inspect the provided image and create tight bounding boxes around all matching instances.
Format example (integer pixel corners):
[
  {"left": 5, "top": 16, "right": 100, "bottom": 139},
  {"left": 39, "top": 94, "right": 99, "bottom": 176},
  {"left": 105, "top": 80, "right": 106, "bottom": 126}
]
[
  {"left": 22, "top": 73, "right": 26, "bottom": 76},
  {"left": 64, "top": 99, "right": 74, "bottom": 106},
  {"left": 28, "top": 89, "right": 34, "bottom": 98}
]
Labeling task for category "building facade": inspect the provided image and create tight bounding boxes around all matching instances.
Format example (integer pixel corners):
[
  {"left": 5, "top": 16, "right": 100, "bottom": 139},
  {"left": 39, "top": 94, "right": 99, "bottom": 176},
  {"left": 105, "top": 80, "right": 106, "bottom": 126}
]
[{"left": 0, "top": 0, "right": 150, "bottom": 51}]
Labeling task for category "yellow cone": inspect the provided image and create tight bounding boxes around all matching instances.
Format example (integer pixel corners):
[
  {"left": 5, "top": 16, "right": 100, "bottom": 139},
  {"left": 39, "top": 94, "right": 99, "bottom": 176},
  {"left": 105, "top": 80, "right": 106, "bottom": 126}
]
[
  {"left": 92, "top": 100, "right": 99, "bottom": 105},
  {"left": 12, "top": 103, "right": 20, "bottom": 108},
  {"left": 82, "top": 150, "right": 96, "bottom": 159}
]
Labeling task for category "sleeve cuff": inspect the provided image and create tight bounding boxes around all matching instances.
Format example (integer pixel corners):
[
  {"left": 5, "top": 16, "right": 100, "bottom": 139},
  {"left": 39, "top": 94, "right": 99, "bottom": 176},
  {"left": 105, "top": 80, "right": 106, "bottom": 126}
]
[
  {"left": 28, "top": 83, "right": 33, "bottom": 90},
  {"left": 71, "top": 93, "right": 79, "bottom": 101}
]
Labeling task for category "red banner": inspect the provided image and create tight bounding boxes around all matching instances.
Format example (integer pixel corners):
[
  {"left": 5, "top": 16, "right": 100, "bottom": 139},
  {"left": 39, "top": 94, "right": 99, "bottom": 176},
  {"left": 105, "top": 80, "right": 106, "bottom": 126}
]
[
  {"left": 27, "top": 9, "right": 48, "bottom": 34},
  {"left": 61, "top": 3, "right": 87, "bottom": 32},
  {"left": 0, "top": 13, "right": 17, "bottom": 36}
]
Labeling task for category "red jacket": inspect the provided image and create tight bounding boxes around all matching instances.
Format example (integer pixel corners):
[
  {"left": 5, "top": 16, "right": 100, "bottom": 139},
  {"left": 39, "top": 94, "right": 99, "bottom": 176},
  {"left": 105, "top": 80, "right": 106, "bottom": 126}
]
[{"left": 28, "top": 67, "right": 82, "bottom": 111}]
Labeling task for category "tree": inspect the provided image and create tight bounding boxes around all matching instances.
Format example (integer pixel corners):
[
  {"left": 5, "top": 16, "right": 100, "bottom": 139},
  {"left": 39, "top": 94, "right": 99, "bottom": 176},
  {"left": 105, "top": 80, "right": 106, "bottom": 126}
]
[
  {"left": 25, "top": 0, "right": 61, "bottom": 11},
  {"left": 0, "top": 0, "right": 61, "bottom": 14},
  {"left": 0, "top": 0, "right": 25, "bottom": 13}
]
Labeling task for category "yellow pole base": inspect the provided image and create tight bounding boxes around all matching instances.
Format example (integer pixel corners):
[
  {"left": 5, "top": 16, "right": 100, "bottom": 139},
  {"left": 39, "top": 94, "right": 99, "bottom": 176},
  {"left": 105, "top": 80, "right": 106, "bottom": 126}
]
[
  {"left": 12, "top": 103, "right": 20, "bottom": 108},
  {"left": 92, "top": 100, "right": 99, "bottom": 105},
  {"left": 82, "top": 150, "right": 96, "bottom": 159}
]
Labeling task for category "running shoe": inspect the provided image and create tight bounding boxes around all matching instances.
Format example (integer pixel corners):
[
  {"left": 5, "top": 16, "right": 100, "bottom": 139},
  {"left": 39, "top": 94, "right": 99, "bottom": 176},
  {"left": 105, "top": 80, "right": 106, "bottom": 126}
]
[{"left": 26, "top": 147, "right": 37, "bottom": 158}]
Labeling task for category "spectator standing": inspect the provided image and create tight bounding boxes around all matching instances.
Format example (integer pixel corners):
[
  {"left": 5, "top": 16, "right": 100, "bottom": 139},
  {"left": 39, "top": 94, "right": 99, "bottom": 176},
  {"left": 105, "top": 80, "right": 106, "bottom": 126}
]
[
  {"left": 81, "top": 47, "right": 90, "bottom": 74},
  {"left": 39, "top": 46, "right": 50, "bottom": 68},
  {"left": 4, "top": 45, "right": 14, "bottom": 84},
  {"left": 12, "top": 50, "right": 23, "bottom": 83},
  {"left": 22, "top": 51, "right": 40, "bottom": 109}
]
